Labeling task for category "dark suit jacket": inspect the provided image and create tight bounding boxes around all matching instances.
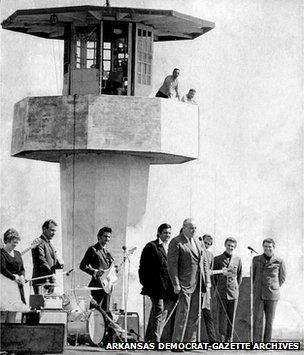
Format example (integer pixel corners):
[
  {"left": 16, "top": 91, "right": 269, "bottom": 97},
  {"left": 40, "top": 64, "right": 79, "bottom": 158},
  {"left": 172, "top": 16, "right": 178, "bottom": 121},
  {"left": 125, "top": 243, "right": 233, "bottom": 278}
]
[
  {"left": 79, "top": 242, "right": 113, "bottom": 288},
  {"left": 168, "top": 233, "right": 210, "bottom": 294},
  {"left": 138, "top": 239, "right": 175, "bottom": 300},
  {"left": 213, "top": 253, "right": 242, "bottom": 300},
  {"left": 32, "top": 235, "right": 62, "bottom": 285},
  {"left": 253, "top": 254, "right": 286, "bottom": 301}
]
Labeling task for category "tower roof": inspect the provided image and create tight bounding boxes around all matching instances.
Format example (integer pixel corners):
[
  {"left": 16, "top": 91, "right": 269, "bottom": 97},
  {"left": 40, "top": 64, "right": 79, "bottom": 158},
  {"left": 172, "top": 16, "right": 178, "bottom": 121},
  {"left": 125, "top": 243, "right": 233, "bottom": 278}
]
[{"left": 1, "top": 5, "right": 214, "bottom": 41}]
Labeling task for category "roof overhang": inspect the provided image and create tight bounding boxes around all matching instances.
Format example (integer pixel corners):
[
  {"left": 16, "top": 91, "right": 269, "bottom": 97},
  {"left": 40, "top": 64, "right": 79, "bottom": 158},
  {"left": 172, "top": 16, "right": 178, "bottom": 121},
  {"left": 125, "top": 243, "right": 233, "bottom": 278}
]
[{"left": 1, "top": 5, "right": 214, "bottom": 41}]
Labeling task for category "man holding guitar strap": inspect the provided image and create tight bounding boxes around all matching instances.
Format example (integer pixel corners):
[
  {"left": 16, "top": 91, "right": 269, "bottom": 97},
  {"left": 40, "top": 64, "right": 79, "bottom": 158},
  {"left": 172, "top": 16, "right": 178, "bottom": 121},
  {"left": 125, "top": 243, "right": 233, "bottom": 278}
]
[
  {"left": 79, "top": 227, "right": 114, "bottom": 312},
  {"left": 31, "top": 219, "right": 63, "bottom": 294}
]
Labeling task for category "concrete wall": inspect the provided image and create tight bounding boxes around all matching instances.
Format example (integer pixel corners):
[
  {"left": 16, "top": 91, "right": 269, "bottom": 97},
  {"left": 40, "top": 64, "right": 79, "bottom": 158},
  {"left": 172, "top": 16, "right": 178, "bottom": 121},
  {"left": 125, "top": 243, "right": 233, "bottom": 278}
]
[{"left": 1, "top": 0, "right": 303, "bottom": 339}]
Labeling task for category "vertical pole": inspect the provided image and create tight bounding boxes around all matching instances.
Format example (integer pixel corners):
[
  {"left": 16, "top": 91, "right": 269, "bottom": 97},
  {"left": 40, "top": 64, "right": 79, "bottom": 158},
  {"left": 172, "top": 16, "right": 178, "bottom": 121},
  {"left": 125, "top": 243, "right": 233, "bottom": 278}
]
[
  {"left": 250, "top": 251, "right": 254, "bottom": 342},
  {"left": 99, "top": 21, "right": 103, "bottom": 94}
]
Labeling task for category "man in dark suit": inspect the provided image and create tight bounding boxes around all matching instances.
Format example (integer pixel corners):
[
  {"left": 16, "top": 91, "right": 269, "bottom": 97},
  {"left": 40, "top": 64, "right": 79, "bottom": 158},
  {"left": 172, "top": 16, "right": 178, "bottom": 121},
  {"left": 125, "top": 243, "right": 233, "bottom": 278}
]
[
  {"left": 80, "top": 226, "right": 114, "bottom": 312},
  {"left": 32, "top": 219, "right": 63, "bottom": 294},
  {"left": 168, "top": 218, "right": 210, "bottom": 343},
  {"left": 213, "top": 237, "right": 242, "bottom": 342},
  {"left": 253, "top": 238, "right": 286, "bottom": 342},
  {"left": 139, "top": 223, "right": 177, "bottom": 342}
]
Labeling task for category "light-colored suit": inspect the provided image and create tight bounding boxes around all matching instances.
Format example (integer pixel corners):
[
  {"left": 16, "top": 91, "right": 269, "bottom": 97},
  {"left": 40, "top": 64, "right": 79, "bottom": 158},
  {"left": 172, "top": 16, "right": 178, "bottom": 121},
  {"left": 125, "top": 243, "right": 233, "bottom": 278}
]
[
  {"left": 213, "top": 252, "right": 242, "bottom": 341},
  {"left": 168, "top": 233, "right": 210, "bottom": 342}
]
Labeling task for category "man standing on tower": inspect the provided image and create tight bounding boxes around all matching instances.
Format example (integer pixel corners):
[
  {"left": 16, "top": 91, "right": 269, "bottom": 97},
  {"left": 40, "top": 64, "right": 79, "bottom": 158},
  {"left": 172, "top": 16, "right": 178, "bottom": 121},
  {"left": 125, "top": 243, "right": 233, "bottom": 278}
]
[
  {"left": 213, "top": 237, "right": 242, "bottom": 342},
  {"left": 139, "top": 223, "right": 177, "bottom": 342},
  {"left": 168, "top": 218, "right": 210, "bottom": 343},
  {"left": 253, "top": 238, "right": 286, "bottom": 342},
  {"left": 32, "top": 219, "right": 63, "bottom": 294},
  {"left": 155, "top": 68, "right": 181, "bottom": 100}
]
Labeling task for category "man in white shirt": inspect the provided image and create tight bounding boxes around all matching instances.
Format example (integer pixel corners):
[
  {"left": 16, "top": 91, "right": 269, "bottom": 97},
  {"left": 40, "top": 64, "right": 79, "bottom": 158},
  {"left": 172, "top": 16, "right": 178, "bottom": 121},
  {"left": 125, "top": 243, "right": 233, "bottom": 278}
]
[
  {"left": 156, "top": 68, "right": 180, "bottom": 99},
  {"left": 181, "top": 89, "right": 197, "bottom": 105},
  {"left": 139, "top": 223, "right": 176, "bottom": 342}
]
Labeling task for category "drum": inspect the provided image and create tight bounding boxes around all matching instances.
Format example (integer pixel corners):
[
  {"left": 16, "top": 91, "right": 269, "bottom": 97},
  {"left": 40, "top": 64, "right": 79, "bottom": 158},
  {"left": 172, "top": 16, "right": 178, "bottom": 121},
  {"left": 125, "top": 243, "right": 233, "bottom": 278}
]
[
  {"left": 67, "top": 309, "right": 106, "bottom": 346},
  {"left": 88, "top": 309, "right": 106, "bottom": 346},
  {"left": 67, "top": 309, "right": 88, "bottom": 345}
]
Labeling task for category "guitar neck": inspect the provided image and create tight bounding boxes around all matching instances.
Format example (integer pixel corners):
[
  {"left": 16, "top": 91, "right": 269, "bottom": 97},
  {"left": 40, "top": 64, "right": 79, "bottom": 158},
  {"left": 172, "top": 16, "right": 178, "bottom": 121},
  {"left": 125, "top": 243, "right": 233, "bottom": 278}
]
[{"left": 21, "top": 246, "right": 32, "bottom": 256}]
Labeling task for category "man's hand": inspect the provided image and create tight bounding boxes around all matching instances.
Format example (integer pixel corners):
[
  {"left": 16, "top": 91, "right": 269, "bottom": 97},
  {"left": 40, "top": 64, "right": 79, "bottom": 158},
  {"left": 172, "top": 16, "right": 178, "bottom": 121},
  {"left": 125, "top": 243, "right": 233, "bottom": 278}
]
[
  {"left": 14, "top": 275, "right": 25, "bottom": 284},
  {"left": 206, "top": 282, "right": 211, "bottom": 289},
  {"left": 173, "top": 285, "right": 181, "bottom": 294},
  {"left": 95, "top": 269, "right": 104, "bottom": 278}
]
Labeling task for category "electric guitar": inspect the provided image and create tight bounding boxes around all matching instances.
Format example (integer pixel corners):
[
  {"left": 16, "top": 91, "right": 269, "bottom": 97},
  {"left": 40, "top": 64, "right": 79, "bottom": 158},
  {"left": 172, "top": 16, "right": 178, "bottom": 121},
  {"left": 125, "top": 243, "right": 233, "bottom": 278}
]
[
  {"left": 99, "top": 247, "right": 136, "bottom": 294},
  {"left": 0, "top": 238, "right": 41, "bottom": 312}
]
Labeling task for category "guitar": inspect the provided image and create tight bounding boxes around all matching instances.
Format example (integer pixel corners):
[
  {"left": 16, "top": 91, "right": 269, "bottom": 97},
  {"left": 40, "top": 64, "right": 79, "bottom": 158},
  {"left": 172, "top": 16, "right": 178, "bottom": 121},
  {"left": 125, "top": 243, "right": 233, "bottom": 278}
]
[
  {"left": 99, "top": 247, "right": 137, "bottom": 294},
  {"left": 0, "top": 238, "right": 41, "bottom": 312}
]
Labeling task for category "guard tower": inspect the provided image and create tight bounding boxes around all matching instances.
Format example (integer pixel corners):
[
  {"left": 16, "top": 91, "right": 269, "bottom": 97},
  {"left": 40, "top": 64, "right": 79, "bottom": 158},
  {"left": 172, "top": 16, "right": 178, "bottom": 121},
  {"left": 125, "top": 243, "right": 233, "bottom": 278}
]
[{"left": 2, "top": 5, "right": 214, "bottom": 297}]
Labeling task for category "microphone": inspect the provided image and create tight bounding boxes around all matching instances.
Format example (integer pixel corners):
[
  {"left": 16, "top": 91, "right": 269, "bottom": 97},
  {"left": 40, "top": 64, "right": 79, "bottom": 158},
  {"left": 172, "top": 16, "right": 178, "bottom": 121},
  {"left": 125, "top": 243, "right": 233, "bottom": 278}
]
[
  {"left": 66, "top": 269, "right": 74, "bottom": 276},
  {"left": 122, "top": 246, "right": 127, "bottom": 251},
  {"left": 198, "top": 237, "right": 202, "bottom": 242},
  {"left": 248, "top": 246, "right": 258, "bottom": 254}
]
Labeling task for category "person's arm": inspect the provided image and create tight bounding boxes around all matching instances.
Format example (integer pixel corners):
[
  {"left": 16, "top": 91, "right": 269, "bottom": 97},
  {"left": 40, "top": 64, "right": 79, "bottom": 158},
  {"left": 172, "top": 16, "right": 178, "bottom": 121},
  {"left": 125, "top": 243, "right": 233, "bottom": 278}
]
[
  {"left": 138, "top": 243, "right": 153, "bottom": 286},
  {"left": 175, "top": 83, "right": 180, "bottom": 100},
  {"left": 279, "top": 259, "right": 286, "bottom": 286},
  {"left": 79, "top": 247, "right": 103, "bottom": 278},
  {"left": 167, "top": 238, "right": 181, "bottom": 293},
  {"left": 252, "top": 256, "right": 257, "bottom": 283},
  {"left": 237, "top": 258, "right": 243, "bottom": 286}
]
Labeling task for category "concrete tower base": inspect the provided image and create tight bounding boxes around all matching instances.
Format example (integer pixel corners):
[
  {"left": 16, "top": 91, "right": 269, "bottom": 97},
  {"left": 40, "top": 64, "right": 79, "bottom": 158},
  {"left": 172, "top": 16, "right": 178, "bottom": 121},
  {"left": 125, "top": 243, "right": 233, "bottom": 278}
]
[{"left": 60, "top": 153, "right": 150, "bottom": 303}]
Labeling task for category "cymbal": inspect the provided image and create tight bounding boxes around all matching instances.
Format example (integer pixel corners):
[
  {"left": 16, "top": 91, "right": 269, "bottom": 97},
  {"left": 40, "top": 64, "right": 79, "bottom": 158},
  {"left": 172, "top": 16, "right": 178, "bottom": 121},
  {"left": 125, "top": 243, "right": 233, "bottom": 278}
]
[{"left": 64, "top": 286, "right": 103, "bottom": 291}]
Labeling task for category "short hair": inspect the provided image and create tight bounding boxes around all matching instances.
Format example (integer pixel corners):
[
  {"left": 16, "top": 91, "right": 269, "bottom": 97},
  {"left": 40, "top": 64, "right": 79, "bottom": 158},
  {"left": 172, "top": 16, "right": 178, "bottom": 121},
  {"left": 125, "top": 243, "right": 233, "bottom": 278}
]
[
  {"left": 263, "top": 238, "right": 275, "bottom": 247},
  {"left": 224, "top": 237, "right": 237, "bottom": 246},
  {"left": 183, "top": 218, "right": 194, "bottom": 227},
  {"left": 97, "top": 227, "right": 112, "bottom": 237},
  {"left": 189, "top": 89, "right": 196, "bottom": 93},
  {"left": 3, "top": 228, "right": 20, "bottom": 243},
  {"left": 157, "top": 223, "right": 171, "bottom": 235},
  {"left": 42, "top": 219, "right": 58, "bottom": 230},
  {"left": 203, "top": 234, "right": 213, "bottom": 243},
  {"left": 173, "top": 68, "right": 180, "bottom": 72}
]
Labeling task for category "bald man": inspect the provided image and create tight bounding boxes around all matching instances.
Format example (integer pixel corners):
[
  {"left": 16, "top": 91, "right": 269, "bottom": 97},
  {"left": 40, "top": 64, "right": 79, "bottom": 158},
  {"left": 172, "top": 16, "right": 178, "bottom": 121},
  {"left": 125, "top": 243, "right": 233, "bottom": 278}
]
[{"left": 168, "top": 219, "right": 210, "bottom": 343}]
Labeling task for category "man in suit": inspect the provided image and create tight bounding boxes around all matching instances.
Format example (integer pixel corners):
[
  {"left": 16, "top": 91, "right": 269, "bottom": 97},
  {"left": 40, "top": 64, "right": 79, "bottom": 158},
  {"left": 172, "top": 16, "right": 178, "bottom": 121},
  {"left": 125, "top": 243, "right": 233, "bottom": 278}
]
[
  {"left": 139, "top": 223, "right": 177, "bottom": 342},
  {"left": 32, "top": 219, "right": 63, "bottom": 294},
  {"left": 80, "top": 226, "right": 114, "bottom": 312},
  {"left": 253, "top": 238, "right": 286, "bottom": 342},
  {"left": 200, "top": 234, "right": 217, "bottom": 342},
  {"left": 168, "top": 218, "right": 210, "bottom": 343},
  {"left": 213, "top": 237, "right": 242, "bottom": 342}
]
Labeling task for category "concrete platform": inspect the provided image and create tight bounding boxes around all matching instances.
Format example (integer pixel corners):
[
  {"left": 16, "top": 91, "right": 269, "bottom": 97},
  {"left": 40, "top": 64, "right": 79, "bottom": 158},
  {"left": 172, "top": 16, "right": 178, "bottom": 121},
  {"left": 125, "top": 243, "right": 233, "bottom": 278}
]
[{"left": 11, "top": 95, "right": 199, "bottom": 164}]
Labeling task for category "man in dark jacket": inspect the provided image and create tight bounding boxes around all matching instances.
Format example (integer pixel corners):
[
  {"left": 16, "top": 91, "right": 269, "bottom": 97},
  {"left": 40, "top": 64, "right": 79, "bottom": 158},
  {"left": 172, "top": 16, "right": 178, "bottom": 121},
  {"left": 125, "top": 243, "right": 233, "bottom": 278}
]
[
  {"left": 253, "top": 238, "right": 286, "bottom": 342},
  {"left": 80, "top": 226, "right": 114, "bottom": 312},
  {"left": 213, "top": 237, "right": 242, "bottom": 342},
  {"left": 32, "top": 219, "right": 63, "bottom": 294},
  {"left": 139, "top": 223, "right": 176, "bottom": 342}
]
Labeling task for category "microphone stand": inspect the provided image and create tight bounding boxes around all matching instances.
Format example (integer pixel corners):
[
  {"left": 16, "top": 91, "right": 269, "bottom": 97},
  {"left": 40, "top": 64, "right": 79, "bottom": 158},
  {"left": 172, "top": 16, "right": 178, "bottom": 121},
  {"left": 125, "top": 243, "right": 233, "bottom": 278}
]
[
  {"left": 122, "top": 246, "right": 129, "bottom": 342},
  {"left": 250, "top": 250, "right": 254, "bottom": 343},
  {"left": 197, "top": 237, "right": 207, "bottom": 342}
]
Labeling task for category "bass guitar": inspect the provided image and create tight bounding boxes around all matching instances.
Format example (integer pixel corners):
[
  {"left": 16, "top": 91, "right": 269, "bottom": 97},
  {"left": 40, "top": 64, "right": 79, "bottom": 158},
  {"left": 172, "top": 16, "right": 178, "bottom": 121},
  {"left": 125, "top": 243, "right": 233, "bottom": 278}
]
[
  {"left": 99, "top": 247, "right": 136, "bottom": 294},
  {"left": 0, "top": 238, "right": 41, "bottom": 312}
]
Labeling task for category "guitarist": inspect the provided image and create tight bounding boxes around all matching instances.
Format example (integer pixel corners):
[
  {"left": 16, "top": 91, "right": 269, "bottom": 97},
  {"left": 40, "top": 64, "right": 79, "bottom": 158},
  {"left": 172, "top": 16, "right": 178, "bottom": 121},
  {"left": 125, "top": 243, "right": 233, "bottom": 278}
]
[
  {"left": 80, "top": 227, "right": 114, "bottom": 313},
  {"left": 0, "top": 228, "right": 26, "bottom": 323},
  {"left": 31, "top": 219, "right": 63, "bottom": 294}
]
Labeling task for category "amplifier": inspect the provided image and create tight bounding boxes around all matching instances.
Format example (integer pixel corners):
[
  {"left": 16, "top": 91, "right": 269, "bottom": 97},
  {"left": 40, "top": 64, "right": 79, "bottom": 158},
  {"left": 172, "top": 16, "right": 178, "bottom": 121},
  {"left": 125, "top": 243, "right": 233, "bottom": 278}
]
[
  {"left": 115, "top": 312, "right": 140, "bottom": 340},
  {"left": 1, "top": 323, "right": 65, "bottom": 353}
]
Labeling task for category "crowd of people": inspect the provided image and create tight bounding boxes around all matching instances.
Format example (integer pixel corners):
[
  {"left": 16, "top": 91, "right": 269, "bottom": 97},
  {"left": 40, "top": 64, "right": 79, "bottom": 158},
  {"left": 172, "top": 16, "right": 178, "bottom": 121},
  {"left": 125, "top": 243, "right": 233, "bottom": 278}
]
[{"left": 0, "top": 217, "right": 286, "bottom": 346}]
